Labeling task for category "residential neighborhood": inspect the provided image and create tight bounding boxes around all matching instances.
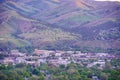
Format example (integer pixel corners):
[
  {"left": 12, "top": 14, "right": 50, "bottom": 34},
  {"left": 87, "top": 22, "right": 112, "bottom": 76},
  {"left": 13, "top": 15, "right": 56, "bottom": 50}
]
[{"left": 0, "top": 49, "right": 118, "bottom": 69}]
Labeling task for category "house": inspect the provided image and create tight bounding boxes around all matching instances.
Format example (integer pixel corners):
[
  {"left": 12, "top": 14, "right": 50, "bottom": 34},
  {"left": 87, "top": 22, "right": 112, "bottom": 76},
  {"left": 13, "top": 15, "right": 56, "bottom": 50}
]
[
  {"left": 96, "top": 53, "right": 108, "bottom": 57},
  {"left": 55, "top": 52, "right": 63, "bottom": 57},
  {"left": 26, "top": 61, "right": 36, "bottom": 65},
  {"left": 11, "top": 50, "right": 25, "bottom": 57},
  {"left": 92, "top": 76, "right": 99, "bottom": 80},
  {"left": 75, "top": 51, "right": 81, "bottom": 54},
  {"left": 66, "top": 51, "right": 74, "bottom": 54},
  {"left": 38, "top": 59, "right": 46, "bottom": 63},
  {"left": 87, "top": 60, "right": 105, "bottom": 69},
  {"left": 3, "top": 58, "right": 14, "bottom": 65},
  {"left": 15, "top": 57, "right": 26, "bottom": 64},
  {"left": 34, "top": 49, "right": 54, "bottom": 57},
  {"left": 48, "top": 59, "right": 70, "bottom": 66}
]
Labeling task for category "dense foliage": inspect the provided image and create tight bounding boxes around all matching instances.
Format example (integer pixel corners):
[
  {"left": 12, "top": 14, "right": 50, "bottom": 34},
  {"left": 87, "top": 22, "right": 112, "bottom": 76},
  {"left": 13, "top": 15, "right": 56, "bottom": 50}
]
[{"left": 0, "top": 62, "right": 120, "bottom": 80}]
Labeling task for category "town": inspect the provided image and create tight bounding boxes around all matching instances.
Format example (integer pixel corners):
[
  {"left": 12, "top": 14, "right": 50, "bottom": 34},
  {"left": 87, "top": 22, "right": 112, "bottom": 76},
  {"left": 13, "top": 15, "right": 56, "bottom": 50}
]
[{"left": 0, "top": 49, "right": 119, "bottom": 70}]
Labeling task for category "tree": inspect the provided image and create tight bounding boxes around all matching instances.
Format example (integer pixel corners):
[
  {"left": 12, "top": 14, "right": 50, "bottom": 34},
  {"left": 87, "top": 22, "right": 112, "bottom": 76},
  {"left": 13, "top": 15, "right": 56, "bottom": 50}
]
[
  {"left": 100, "top": 73, "right": 108, "bottom": 80},
  {"left": 0, "top": 72, "right": 8, "bottom": 80},
  {"left": 51, "top": 75, "right": 65, "bottom": 80},
  {"left": 105, "top": 60, "right": 112, "bottom": 70},
  {"left": 15, "top": 63, "right": 26, "bottom": 68},
  {"left": 108, "top": 69, "right": 120, "bottom": 80},
  {"left": 7, "top": 63, "right": 14, "bottom": 70},
  {"left": 0, "top": 64, "right": 6, "bottom": 70},
  {"left": 32, "top": 68, "right": 40, "bottom": 75},
  {"left": 59, "top": 64, "right": 65, "bottom": 69},
  {"left": 38, "top": 74, "right": 46, "bottom": 80}
]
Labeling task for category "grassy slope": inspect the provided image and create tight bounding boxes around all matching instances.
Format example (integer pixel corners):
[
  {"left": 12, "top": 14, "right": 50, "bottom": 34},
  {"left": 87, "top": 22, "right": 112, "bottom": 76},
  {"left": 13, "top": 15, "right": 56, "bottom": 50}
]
[
  {"left": 0, "top": 0, "right": 120, "bottom": 51},
  {"left": 0, "top": 2, "right": 80, "bottom": 48}
]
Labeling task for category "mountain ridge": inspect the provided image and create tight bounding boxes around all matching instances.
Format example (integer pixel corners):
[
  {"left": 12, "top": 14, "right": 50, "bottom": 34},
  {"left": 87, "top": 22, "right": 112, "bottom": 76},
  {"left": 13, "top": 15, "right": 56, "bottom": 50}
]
[{"left": 0, "top": 0, "right": 120, "bottom": 52}]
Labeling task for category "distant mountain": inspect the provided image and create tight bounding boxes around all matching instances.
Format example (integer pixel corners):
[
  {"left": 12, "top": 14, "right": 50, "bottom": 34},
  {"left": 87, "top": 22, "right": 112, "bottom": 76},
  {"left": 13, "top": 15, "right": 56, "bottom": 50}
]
[{"left": 0, "top": 0, "right": 120, "bottom": 52}]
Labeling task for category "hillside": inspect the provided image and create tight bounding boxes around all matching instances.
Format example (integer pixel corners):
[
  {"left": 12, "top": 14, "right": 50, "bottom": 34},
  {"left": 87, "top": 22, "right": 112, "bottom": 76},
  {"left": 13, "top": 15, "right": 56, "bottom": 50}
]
[{"left": 0, "top": 0, "right": 120, "bottom": 52}]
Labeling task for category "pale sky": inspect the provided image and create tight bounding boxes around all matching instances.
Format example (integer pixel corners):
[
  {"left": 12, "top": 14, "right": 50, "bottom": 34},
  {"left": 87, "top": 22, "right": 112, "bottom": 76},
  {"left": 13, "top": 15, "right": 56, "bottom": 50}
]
[{"left": 95, "top": 0, "right": 120, "bottom": 2}]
